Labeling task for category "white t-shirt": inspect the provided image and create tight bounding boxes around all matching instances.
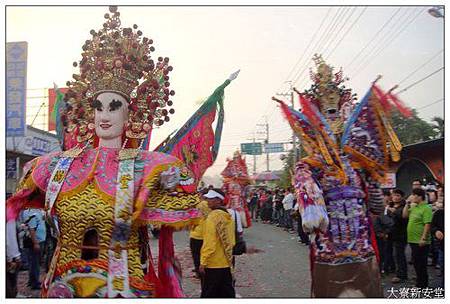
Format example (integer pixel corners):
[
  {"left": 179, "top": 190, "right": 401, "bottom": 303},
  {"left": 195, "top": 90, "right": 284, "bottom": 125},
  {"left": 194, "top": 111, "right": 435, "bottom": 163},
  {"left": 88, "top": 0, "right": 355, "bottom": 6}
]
[
  {"left": 227, "top": 209, "right": 243, "bottom": 233},
  {"left": 282, "top": 193, "right": 294, "bottom": 210}
]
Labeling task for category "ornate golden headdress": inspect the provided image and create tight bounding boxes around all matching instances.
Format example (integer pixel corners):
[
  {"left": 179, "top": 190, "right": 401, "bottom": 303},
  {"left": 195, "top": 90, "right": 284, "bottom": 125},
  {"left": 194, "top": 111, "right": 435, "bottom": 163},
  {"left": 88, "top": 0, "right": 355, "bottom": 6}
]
[
  {"left": 303, "top": 54, "right": 357, "bottom": 135},
  {"left": 62, "top": 6, "right": 175, "bottom": 148}
]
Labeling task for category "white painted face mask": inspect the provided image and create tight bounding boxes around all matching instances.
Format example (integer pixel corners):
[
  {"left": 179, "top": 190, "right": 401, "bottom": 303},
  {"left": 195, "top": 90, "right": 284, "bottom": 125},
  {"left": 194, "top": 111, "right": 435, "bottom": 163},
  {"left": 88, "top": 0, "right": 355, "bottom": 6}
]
[{"left": 93, "top": 92, "right": 128, "bottom": 141}]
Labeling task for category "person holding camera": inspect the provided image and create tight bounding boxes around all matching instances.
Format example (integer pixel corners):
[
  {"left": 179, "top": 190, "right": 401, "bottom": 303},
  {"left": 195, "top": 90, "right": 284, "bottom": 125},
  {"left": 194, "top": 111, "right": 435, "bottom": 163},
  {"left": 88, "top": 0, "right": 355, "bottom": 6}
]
[{"left": 403, "top": 188, "right": 433, "bottom": 288}]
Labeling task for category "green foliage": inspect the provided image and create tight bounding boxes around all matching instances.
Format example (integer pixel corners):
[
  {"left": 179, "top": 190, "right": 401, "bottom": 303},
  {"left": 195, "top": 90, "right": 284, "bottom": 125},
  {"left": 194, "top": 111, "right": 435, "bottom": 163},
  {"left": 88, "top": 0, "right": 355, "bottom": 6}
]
[
  {"left": 390, "top": 109, "right": 439, "bottom": 145},
  {"left": 276, "top": 149, "right": 295, "bottom": 189}
]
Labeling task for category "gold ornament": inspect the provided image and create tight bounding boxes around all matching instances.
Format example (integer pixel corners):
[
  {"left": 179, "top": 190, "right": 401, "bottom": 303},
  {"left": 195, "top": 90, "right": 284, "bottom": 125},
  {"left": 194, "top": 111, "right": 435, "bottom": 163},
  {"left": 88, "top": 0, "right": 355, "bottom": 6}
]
[{"left": 62, "top": 6, "right": 176, "bottom": 146}]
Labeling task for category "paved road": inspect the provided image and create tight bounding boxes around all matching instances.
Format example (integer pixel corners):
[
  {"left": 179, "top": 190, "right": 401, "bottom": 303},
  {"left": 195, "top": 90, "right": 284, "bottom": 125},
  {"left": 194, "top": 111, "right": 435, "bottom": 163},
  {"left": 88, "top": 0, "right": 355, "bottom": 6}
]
[
  {"left": 15, "top": 221, "right": 443, "bottom": 298},
  {"left": 172, "top": 221, "right": 312, "bottom": 298}
]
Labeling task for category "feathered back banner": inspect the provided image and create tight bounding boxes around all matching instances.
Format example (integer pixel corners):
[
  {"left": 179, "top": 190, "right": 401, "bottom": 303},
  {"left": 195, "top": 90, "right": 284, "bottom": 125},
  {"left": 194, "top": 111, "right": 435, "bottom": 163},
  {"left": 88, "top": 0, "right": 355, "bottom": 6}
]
[{"left": 156, "top": 79, "right": 230, "bottom": 183}]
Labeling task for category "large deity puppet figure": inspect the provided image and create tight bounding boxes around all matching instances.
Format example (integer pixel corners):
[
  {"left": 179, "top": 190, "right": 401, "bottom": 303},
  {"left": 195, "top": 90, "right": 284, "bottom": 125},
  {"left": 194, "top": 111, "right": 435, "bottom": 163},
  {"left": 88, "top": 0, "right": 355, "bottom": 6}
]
[
  {"left": 275, "top": 54, "right": 410, "bottom": 297},
  {"left": 6, "top": 7, "right": 204, "bottom": 298},
  {"left": 221, "top": 151, "right": 252, "bottom": 228}
]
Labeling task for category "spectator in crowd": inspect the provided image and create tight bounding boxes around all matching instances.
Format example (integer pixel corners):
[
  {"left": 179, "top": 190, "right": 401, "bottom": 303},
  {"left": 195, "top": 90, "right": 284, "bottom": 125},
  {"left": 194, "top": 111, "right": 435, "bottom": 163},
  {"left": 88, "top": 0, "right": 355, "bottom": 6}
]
[
  {"left": 436, "top": 184, "right": 444, "bottom": 209},
  {"left": 387, "top": 189, "right": 408, "bottom": 283},
  {"left": 374, "top": 190, "right": 395, "bottom": 274},
  {"left": 431, "top": 189, "right": 444, "bottom": 287},
  {"left": 425, "top": 184, "right": 439, "bottom": 267},
  {"left": 282, "top": 188, "right": 294, "bottom": 232},
  {"left": 272, "top": 189, "right": 284, "bottom": 226},
  {"left": 6, "top": 220, "right": 21, "bottom": 298},
  {"left": 426, "top": 184, "right": 438, "bottom": 207},
  {"left": 189, "top": 200, "right": 211, "bottom": 279},
  {"left": 403, "top": 188, "right": 433, "bottom": 288},
  {"left": 248, "top": 191, "right": 259, "bottom": 221},
  {"left": 411, "top": 180, "right": 423, "bottom": 190},
  {"left": 200, "top": 189, "right": 236, "bottom": 298},
  {"left": 21, "top": 208, "right": 46, "bottom": 290},
  {"left": 261, "top": 190, "right": 273, "bottom": 224},
  {"left": 255, "top": 189, "right": 266, "bottom": 222},
  {"left": 406, "top": 180, "right": 424, "bottom": 266}
]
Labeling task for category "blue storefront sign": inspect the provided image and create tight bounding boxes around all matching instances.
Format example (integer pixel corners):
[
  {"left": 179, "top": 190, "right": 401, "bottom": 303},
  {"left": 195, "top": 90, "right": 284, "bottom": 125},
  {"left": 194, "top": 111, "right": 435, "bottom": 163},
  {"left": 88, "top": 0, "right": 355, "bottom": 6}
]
[
  {"left": 25, "top": 136, "right": 51, "bottom": 156},
  {"left": 6, "top": 158, "right": 17, "bottom": 179},
  {"left": 6, "top": 42, "right": 28, "bottom": 137}
]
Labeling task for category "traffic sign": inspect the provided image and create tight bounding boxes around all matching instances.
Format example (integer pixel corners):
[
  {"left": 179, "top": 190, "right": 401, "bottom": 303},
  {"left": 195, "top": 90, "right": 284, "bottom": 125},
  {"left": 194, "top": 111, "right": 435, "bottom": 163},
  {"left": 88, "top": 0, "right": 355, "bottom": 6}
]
[
  {"left": 264, "top": 143, "right": 285, "bottom": 153},
  {"left": 240, "top": 142, "right": 262, "bottom": 155}
]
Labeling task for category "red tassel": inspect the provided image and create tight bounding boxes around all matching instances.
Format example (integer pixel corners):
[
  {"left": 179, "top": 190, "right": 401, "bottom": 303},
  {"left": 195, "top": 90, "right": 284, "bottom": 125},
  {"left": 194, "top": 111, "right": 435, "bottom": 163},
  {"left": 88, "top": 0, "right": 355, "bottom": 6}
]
[
  {"left": 372, "top": 85, "right": 392, "bottom": 112},
  {"left": 386, "top": 92, "right": 413, "bottom": 118},
  {"left": 298, "top": 93, "right": 322, "bottom": 128}
]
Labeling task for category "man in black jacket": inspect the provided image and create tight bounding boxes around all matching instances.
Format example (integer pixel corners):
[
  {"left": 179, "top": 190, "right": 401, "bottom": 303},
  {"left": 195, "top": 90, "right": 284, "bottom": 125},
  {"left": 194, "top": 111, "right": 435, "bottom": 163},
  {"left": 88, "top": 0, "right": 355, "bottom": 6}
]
[
  {"left": 388, "top": 189, "right": 408, "bottom": 283},
  {"left": 431, "top": 201, "right": 444, "bottom": 287}
]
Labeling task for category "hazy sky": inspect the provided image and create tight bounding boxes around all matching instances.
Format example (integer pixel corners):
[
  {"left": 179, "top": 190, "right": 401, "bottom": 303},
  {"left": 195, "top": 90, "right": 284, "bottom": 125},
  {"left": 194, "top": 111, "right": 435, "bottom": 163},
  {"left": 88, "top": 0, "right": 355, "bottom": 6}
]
[{"left": 6, "top": 5, "right": 444, "bottom": 180}]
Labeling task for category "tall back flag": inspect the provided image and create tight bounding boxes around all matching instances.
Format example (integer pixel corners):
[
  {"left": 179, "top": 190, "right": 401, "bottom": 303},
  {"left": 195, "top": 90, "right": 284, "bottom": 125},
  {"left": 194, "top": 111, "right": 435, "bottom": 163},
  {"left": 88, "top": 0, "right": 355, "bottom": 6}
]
[{"left": 156, "top": 79, "right": 231, "bottom": 183}]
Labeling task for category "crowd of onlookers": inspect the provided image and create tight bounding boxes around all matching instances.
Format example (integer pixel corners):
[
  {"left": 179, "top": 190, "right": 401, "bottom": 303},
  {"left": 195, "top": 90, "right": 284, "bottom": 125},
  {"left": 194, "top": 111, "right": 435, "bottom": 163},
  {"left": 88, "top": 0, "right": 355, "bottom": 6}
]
[
  {"left": 247, "top": 179, "right": 445, "bottom": 290},
  {"left": 6, "top": 180, "right": 444, "bottom": 298},
  {"left": 374, "top": 180, "right": 444, "bottom": 289},
  {"left": 246, "top": 187, "right": 310, "bottom": 245}
]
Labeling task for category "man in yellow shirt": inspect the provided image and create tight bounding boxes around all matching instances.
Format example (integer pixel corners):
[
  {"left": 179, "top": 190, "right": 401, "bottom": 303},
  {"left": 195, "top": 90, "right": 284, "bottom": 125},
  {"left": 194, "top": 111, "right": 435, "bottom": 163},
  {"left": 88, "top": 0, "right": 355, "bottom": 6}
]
[
  {"left": 189, "top": 200, "right": 211, "bottom": 278},
  {"left": 199, "top": 188, "right": 236, "bottom": 298}
]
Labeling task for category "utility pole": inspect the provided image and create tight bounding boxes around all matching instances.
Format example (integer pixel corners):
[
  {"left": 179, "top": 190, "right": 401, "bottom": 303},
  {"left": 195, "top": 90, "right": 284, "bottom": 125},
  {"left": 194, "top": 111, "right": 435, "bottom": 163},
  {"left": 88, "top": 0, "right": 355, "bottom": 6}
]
[
  {"left": 246, "top": 133, "right": 257, "bottom": 175},
  {"left": 256, "top": 117, "right": 270, "bottom": 171},
  {"left": 276, "top": 80, "right": 299, "bottom": 171}
]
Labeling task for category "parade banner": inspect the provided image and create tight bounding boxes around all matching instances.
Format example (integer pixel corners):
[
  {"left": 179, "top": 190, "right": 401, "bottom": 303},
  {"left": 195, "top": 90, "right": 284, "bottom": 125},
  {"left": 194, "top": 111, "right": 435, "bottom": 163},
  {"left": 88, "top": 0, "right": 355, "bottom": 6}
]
[
  {"left": 157, "top": 79, "right": 229, "bottom": 183},
  {"left": 6, "top": 42, "right": 28, "bottom": 137},
  {"left": 48, "top": 87, "right": 68, "bottom": 131}
]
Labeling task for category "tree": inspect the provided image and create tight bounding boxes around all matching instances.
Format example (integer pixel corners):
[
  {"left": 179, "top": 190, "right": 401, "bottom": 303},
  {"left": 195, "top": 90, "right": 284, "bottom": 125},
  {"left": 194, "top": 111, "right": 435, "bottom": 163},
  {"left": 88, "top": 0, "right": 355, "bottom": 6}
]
[
  {"left": 276, "top": 146, "right": 306, "bottom": 189},
  {"left": 431, "top": 116, "right": 444, "bottom": 138},
  {"left": 276, "top": 149, "right": 295, "bottom": 189},
  {"left": 390, "top": 109, "right": 438, "bottom": 146}
]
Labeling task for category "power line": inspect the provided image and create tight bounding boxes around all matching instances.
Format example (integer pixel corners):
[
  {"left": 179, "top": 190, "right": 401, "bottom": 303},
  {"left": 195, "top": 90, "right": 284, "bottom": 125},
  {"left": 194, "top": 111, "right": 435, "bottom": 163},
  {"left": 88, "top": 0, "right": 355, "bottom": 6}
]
[
  {"left": 321, "top": 7, "right": 358, "bottom": 59},
  {"left": 398, "top": 49, "right": 443, "bottom": 85},
  {"left": 352, "top": 7, "right": 424, "bottom": 77},
  {"left": 352, "top": 10, "right": 414, "bottom": 72},
  {"left": 348, "top": 7, "right": 414, "bottom": 75},
  {"left": 416, "top": 98, "right": 444, "bottom": 110},
  {"left": 345, "top": 7, "right": 403, "bottom": 70},
  {"left": 291, "top": 7, "right": 345, "bottom": 88},
  {"left": 278, "top": 7, "right": 332, "bottom": 93},
  {"left": 296, "top": 7, "right": 358, "bottom": 89},
  {"left": 325, "top": 7, "right": 368, "bottom": 60},
  {"left": 396, "top": 67, "right": 444, "bottom": 94}
]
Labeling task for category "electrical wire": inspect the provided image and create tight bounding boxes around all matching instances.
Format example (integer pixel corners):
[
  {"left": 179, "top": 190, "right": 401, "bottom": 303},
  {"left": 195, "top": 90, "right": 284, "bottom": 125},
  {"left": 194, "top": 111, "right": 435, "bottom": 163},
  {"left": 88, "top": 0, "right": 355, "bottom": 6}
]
[
  {"left": 347, "top": 7, "right": 415, "bottom": 75},
  {"left": 396, "top": 67, "right": 444, "bottom": 94},
  {"left": 276, "top": 7, "right": 332, "bottom": 93},
  {"left": 416, "top": 98, "right": 444, "bottom": 110},
  {"left": 352, "top": 7, "right": 424, "bottom": 77},
  {"left": 291, "top": 7, "right": 346, "bottom": 88},
  {"left": 397, "top": 49, "right": 443, "bottom": 85},
  {"left": 325, "top": 7, "right": 368, "bottom": 60},
  {"left": 345, "top": 7, "right": 403, "bottom": 70},
  {"left": 321, "top": 7, "right": 358, "bottom": 59}
]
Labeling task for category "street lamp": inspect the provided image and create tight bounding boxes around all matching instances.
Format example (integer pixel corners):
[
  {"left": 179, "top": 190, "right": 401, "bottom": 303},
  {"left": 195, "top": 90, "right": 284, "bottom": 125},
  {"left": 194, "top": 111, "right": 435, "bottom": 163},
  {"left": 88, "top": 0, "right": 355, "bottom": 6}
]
[{"left": 428, "top": 6, "right": 444, "bottom": 18}]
